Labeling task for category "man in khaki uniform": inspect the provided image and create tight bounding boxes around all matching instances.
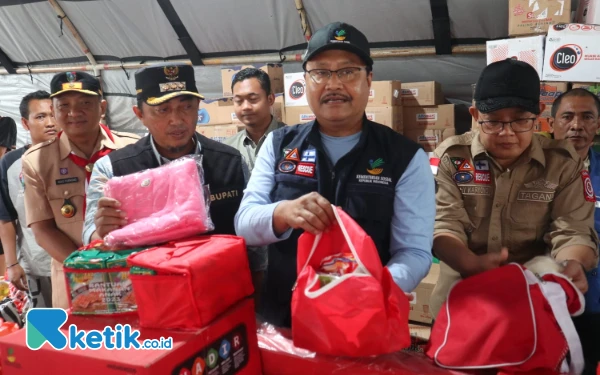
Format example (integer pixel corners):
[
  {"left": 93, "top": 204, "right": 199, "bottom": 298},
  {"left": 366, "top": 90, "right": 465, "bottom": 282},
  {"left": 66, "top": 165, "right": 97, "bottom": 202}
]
[
  {"left": 430, "top": 59, "right": 599, "bottom": 318},
  {"left": 22, "top": 71, "right": 138, "bottom": 309}
]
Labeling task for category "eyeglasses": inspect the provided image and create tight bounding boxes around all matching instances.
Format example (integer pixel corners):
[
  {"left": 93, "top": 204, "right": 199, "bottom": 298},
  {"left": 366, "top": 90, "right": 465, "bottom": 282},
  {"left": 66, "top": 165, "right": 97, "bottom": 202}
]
[
  {"left": 305, "top": 67, "right": 366, "bottom": 84},
  {"left": 478, "top": 118, "right": 537, "bottom": 134}
]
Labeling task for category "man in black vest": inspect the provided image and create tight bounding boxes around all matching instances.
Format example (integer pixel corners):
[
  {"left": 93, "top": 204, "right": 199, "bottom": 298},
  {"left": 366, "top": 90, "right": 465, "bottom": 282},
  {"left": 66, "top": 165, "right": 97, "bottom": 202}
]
[
  {"left": 235, "top": 22, "right": 436, "bottom": 327},
  {"left": 83, "top": 63, "right": 246, "bottom": 245}
]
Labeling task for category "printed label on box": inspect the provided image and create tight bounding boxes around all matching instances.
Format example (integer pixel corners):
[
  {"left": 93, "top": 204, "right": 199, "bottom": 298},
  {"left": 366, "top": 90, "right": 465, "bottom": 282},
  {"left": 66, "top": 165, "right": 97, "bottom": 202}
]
[
  {"left": 366, "top": 113, "right": 375, "bottom": 121},
  {"left": 300, "top": 114, "right": 316, "bottom": 122},
  {"left": 417, "top": 113, "right": 438, "bottom": 121},
  {"left": 172, "top": 324, "right": 249, "bottom": 375},
  {"left": 402, "top": 88, "right": 418, "bottom": 96}
]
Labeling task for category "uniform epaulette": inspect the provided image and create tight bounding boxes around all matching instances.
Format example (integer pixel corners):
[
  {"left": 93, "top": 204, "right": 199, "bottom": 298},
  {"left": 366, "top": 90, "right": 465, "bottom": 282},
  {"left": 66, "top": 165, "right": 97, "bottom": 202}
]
[
  {"left": 24, "top": 137, "right": 57, "bottom": 156},
  {"left": 534, "top": 133, "right": 580, "bottom": 161},
  {"left": 434, "top": 131, "right": 475, "bottom": 158}
]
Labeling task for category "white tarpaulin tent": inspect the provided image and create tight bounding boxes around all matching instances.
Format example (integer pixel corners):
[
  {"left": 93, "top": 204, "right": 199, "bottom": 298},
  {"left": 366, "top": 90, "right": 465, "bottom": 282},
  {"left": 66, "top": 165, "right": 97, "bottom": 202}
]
[{"left": 0, "top": 0, "right": 581, "bottom": 147}]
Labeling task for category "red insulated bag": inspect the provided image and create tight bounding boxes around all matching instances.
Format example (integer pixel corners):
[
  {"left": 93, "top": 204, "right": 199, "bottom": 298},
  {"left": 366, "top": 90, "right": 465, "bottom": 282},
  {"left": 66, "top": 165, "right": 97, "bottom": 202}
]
[
  {"left": 291, "top": 206, "right": 411, "bottom": 356},
  {"left": 127, "top": 235, "right": 254, "bottom": 330}
]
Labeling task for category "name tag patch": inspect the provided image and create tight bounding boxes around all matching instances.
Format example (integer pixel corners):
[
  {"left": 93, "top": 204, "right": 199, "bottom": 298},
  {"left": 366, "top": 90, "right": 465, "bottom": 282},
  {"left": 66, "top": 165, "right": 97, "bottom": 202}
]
[
  {"left": 56, "top": 177, "right": 79, "bottom": 185},
  {"left": 459, "top": 185, "right": 491, "bottom": 196},
  {"left": 210, "top": 189, "right": 240, "bottom": 202},
  {"left": 517, "top": 191, "right": 555, "bottom": 202}
]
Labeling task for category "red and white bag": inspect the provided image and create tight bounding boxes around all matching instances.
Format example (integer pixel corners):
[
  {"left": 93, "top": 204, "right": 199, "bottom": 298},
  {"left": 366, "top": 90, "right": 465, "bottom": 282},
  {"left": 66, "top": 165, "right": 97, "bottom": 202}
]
[
  {"left": 291, "top": 206, "right": 411, "bottom": 357},
  {"left": 427, "top": 263, "right": 585, "bottom": 375}
]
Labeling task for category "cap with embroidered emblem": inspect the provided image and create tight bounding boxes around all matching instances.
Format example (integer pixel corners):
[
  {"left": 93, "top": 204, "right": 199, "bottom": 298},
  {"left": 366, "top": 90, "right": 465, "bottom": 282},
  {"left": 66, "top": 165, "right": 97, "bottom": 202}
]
[
  {"left": 302, "top": 22, "right": 373, "bottom": 69},
  {"left": 135, "top": 63, "right": 204, "bottom": 106},
  {"left": 50, "top": 71, "right": 102, "bottom": 98}
]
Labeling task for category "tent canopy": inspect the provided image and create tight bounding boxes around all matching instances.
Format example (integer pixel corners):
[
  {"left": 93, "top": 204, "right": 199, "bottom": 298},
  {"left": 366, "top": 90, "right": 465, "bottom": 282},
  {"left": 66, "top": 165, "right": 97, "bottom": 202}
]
[{"left": 0, "top": 0, "right": 580, "bottom": 146}]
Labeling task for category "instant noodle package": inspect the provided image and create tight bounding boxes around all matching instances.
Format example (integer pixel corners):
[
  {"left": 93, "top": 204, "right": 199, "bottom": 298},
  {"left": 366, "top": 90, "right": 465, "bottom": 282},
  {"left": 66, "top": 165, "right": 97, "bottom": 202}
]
[{"left": 63, "top": 242, "right": 144, "bottom": 315}]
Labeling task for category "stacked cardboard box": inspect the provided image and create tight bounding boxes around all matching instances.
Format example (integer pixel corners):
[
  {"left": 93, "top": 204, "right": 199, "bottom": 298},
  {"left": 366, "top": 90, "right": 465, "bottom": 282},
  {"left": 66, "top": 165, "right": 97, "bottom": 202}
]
[
  {"left": 508, "top": 0, "right": 571, "bottom": 36},
  {"left": 197, "top": 94, "right": 284, "bottom": 143},
  {"left": 401, "top": 81, "right": 453, "bottom": 152},
  {"left": 221, "top": 64, "right": 284, "bottom": 97},
  {"left": 284, "top": 80, "right": 403, "bottom": 131}
]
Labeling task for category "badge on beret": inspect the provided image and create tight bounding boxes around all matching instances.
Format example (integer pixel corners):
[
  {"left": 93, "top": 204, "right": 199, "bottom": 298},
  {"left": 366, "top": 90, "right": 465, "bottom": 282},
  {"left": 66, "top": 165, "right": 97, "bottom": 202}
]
[{"left": 164, "top": 66, "right": 179, "bottom": 81}]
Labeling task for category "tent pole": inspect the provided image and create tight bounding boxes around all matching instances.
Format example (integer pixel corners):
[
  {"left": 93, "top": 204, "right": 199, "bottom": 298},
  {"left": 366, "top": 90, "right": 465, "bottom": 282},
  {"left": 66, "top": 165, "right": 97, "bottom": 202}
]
[
  {"left": 294, "top": 0, "right": 312, "bottom": 41},
  {"left": 0, "top": 45, "right": 485, "bottom": 75},
  {"left": 47, "top": 0, "right": 100, "bottom": 76}
]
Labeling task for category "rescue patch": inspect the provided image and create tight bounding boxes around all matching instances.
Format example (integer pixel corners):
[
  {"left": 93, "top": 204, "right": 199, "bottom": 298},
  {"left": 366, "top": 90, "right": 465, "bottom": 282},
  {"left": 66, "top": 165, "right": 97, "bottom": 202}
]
[
  {"left": 517, "top": 190, "right": 555, "bottom": 202},
  {"left": 301, "top": 149, "right": 316, "bottom": 163},
  {"left": 458, "top": 161, "right": 473, "bottom": 171},
  {"left": 278, "top": 160, "right": 296, "bottom": 173},
  {"left": 55, "top": 177, "right": 79, "bottom": 185},
  {"left": 285, "top": 148, "right": 300, "bottom": 162},
  {"left": 581, "top": 171, "right": 595, "bottom": 202},
  {"left": 295, "top": 162, "right": 315, "bottom": 177},
  {"left": 474, "top": 172, "right": 491, "bottom": 184},
  {"left": 453, "top": 172, "right": 473, "bottom": 184},
  {"left": 450, "top": 157, "right": 465, "bottom": 171},
  {"left": 474, "top": 159, "right": 489, "bottom": 171},
  {"left": 459, "top": 185, "right": 491, "bottom": 196}
]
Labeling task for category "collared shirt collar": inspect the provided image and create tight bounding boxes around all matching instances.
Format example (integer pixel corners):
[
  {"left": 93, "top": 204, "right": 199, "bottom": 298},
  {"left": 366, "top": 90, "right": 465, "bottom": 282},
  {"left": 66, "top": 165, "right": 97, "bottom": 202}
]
[
  {"left": 59, "top": 124, "right": 117, "bottom": 160},
  {"left": 471, "top": 132, "right": 546, "bottom": 168},
  {"left": 242, "top": 116, "right": 280, "bottom": 148},
  {"left": 150, "top": 133, "right": 201, "bottom": 166}
]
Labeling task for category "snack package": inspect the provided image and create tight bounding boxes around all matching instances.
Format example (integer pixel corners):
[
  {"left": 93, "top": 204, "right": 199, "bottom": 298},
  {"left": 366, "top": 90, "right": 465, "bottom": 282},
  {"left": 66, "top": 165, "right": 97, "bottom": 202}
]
[
  {"left": 103, "top": 155, "right": 214, "bottom": 248},
  {"left": 317, "top": 253, "right": 359, "bottom": 287},
  {"left": 63, "top": 242, "right": 143, "bottom": 315}
]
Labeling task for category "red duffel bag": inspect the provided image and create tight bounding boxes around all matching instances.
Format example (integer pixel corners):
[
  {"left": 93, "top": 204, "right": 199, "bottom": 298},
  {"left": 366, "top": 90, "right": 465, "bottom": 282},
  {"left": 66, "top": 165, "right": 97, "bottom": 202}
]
[
  {"left": 291, "top": 206, "right": 411, "bottom": 357},
  {"left": 127, "top": 235, "right": 254, "bottom": 330}
]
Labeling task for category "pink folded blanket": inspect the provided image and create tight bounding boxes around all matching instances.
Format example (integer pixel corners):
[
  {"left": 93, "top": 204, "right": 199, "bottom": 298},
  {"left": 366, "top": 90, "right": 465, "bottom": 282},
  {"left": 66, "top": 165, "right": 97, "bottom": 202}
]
[{"left": 103, "top": 157, "right": 213, "bottom": 247}]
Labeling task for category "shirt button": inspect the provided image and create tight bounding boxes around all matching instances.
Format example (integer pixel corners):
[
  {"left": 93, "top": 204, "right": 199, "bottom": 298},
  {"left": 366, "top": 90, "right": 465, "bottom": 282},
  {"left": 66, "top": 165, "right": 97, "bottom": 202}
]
[
  {"left": 492, "top": 236, "right": 498, "bottom": 240},
  {"left": 64, "top": 191, "right": 69, "bottom": 196}
]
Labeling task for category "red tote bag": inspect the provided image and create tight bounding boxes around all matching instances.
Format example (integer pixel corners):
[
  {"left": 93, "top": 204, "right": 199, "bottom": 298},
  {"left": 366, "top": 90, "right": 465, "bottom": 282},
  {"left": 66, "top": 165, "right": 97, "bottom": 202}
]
[
  {"left": 127, "top": 235, "right": 254, "bottom": 330},
  {"left": 291, "top": 206, "right": 410, "bottom": 357}
]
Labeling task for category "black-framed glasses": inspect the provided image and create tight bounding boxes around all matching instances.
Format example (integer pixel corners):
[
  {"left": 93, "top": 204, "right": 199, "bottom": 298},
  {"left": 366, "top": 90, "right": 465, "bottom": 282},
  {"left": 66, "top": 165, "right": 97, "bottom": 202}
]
[
  {"left": 305, "top": 67, "right": 366, "bottom": 84},
  {"left": 478, "top": 118, "right": 537, "bottom": 134}
]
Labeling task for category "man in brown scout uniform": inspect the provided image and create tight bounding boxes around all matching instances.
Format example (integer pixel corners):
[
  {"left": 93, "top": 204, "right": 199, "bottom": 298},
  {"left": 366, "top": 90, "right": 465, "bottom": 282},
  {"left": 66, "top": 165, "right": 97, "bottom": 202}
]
[
  {"left": 430, "top": 59, "right": 599, "bottom": 318},
  {"left": 21, "top": 71, "right": 138, "bottom": 309}
]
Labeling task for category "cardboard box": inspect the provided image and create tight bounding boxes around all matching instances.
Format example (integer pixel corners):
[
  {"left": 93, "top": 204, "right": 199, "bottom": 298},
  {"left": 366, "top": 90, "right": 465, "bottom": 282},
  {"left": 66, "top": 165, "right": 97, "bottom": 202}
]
[
  {"left": 0, "top": 299, "right": 261, "bottom": 375},
  {"left": 576, "top": 0, "right": 600, "bottom": 24},
  {"left": 543, "top": 24, "right": 600, "bottom": 82},
  {"left": 572, "top": 82, "right": 600, "bottom": 98},
  {"left": 222, "top": 63, "right": 284, "bottom": 97},
  {"left": 408, "top": 263, "right": 440, "bottom": 324},
  {"left": 366, "top": 106, "right": 403, "bottom": 132},
  {"left": 508, "top": 0, "right": 571, "bottom": 36},
  {"left": 197, "top": 98, "right": 232, "bottom": 125},
  {"left": 284, "top": 72, "right": 308, "bottom": 107},
  {"left": 285, "top": 105, "right": 315, "bottom": 125},
  {"left": 212, "top": 97, "right": 285, "bottom": 125},
  {"left": 196, "top": 124, "right": 240, "bottom": 143},
  {"left": 540, "top": 82, "right": 568, "bottom": 105},
  {"left": 487, "top": 36, "right": 545, "bottom": 77},
  {"left": 368, "top": 81, "right": 402, "bottom": 107},
  {"left": 401, "top": 81, "right": 443, "bottom": 107},
  {"left": 537, "top": 104, "right": 553, "bottom": 132},
  {"left": 403, "top": 104, "right": 455, "bottom": 131},
  {"left": 404, "top": 128, "right": 456, "bottom": 153}
]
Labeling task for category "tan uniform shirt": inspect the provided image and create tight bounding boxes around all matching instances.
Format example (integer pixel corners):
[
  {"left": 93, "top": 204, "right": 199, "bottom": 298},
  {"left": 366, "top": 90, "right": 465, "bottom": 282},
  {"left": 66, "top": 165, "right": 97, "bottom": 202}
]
[
  {"left": 430, "top": 131, "right": 599, "bottom": 317},
  {"left": 22, "top": 126, "right": 139, "bottom": 309},
  {"left": 223, "top": 116, "right": 285, "bottom": 174}
]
